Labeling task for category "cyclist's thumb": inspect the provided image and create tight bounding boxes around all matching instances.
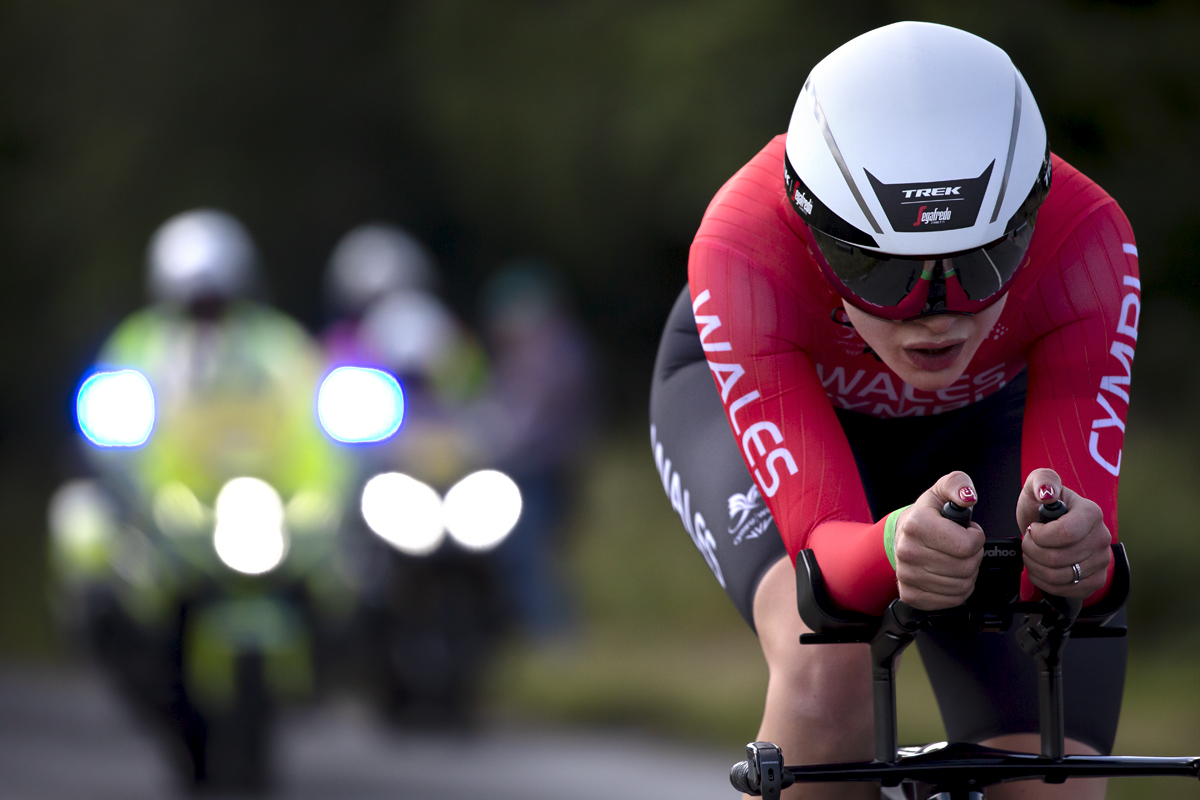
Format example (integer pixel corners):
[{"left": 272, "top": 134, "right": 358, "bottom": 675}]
[
  {"left": 921, "top": 470, "right": 978, "bottom": 512},
  {"left": 1017, "top": 467, "right": 1062, "bottom": 531}
]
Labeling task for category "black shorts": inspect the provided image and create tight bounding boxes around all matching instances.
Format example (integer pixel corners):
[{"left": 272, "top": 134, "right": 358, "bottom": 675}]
[{"left": 649, "top": 286, "right": 1126, "bottom": 754}]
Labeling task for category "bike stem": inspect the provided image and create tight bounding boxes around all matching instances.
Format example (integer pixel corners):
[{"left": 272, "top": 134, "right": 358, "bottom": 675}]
[
  {"left": 1017, "top": 499, "right": 1080, "bottom": 762},
  {"left": 871, "top": 603, "right": 920, "bottom": 763}
]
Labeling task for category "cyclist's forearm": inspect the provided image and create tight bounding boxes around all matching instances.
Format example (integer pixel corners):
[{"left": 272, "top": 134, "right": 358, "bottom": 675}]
[{"left": 806, "top": 517, "right": 897, "bottom": 615}]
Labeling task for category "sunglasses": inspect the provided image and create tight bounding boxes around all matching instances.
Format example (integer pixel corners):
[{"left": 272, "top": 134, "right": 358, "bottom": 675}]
[{"left": 808, "top": 217, "right": 1036, "bottom": 321}]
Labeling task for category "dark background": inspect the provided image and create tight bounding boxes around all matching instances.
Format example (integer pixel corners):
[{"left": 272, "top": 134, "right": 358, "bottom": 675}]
[{"left": 3, "top": 0, "right": 1200, "bottom": 655}]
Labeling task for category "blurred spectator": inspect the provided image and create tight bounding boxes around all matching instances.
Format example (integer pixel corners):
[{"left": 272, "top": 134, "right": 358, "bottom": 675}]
[{"left": 475, "top": 259, "right": 597, "bottom": 638}]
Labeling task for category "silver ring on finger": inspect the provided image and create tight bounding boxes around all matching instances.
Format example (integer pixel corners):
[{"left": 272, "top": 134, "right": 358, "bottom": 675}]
[{"left": 1071, "top": 563, "right": 1082, "bottom": 585}]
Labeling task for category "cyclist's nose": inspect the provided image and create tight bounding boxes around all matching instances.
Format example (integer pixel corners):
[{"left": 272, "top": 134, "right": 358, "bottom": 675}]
[{"left": 913, "top": 313, "right": 957, "bottom": 334}]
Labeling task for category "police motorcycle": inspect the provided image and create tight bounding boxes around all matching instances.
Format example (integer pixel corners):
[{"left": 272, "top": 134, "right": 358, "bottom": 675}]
[
  {"left": 729, "top": 501, "right": 1200, "bottom": 800},
  {"left": 318, "top": 261, "right": 520, "bottom": 725},
  {"left": 49, "top": 210, "right": 352, "bottom": 792}
]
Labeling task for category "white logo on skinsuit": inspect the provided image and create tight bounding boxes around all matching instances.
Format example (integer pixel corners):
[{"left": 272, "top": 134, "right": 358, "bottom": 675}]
[
  {"left": 727, "top": 484, "right": 773, "bottom": 545},
  {"left": 728, "top": 485, "right": 760, "bottom": 528}
]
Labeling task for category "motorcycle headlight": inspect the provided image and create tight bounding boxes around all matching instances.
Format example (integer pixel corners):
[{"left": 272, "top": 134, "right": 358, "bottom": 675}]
[
  {"left": 76, "top": 369, "right": 155, "bottom": 448},
  {"left": 317, "top": 366, "right": 404, "bottom": 443},
  {"left": 212, "top": 477, "right": 288, "bottom": 575},
  {"left": 360, "top": 472, "right": 444, "bottom": 556},
  {"left": 443, "top": 470, "right": 522, "bottom": 552}
]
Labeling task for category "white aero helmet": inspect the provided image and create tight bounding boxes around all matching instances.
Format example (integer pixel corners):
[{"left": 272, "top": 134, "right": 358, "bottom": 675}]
[
  {"left": 147, "top": 209, "right": 257, "bottom": 304},
  {"left": 785, "top": 22, "right": 1051, "bottom": 320},
  {"left": 326, "top": 223, "right": 436, "bottom": 315}
]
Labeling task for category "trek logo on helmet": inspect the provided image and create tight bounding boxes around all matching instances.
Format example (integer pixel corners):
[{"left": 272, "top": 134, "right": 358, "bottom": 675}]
[{"left": 865, "top": 162, "right": 994, "bottom": 233}]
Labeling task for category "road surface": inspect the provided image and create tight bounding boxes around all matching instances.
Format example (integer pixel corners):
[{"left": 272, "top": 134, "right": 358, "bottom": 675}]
[{"left": 0, "top": 664, "right": 738, "bottom": 799}]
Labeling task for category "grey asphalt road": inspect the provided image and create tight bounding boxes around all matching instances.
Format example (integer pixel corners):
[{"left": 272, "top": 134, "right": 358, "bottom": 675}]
[{"left": 0, "top": 664, "right": 739, "bottom": 800}]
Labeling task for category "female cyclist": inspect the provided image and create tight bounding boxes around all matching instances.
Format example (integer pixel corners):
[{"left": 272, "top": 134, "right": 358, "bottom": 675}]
[{"left": 650, "top": 21, "right": 1139, "bottom": 800}]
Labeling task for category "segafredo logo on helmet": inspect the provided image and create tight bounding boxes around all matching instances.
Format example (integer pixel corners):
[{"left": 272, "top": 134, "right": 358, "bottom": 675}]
[
  {"left": 793, "top": 188, "right": 814, "bottom": 216},
  {"left": 784, "top": 153, "right": 879, "bottom": 248},
  {"left": 864, "top": 162, "right": 995, "bottom": 234}
]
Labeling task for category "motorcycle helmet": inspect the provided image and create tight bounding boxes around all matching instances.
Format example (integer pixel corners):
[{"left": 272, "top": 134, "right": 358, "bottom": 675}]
[
  {"left": 146, "top": 209, "right": 258, "bottom": 304},
  {"left": 785, "top": 21, "right": 1051, "bottom": 321},
  {"left": 359, "top": 290, "right": 457, "bottom": 379},
  {"left": 325, "top": 223, "right": 437, "bottom": 316}
]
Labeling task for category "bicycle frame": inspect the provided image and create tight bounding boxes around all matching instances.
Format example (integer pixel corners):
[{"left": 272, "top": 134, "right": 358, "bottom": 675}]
[{"left": 730, "top": 503, "right": 1200, "bottom": 799}]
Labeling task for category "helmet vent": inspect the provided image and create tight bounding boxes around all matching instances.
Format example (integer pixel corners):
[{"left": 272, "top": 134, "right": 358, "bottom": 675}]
[
  {"left": 806, "top": 79, "right": 884, "bottom": 236},
  {"left": 989, "top": 70, "right": 1024, "bottom": 224}
]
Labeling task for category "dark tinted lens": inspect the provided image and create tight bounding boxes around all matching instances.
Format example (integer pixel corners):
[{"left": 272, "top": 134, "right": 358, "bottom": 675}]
[
  {"left": 811, "top": 228, "right": 924, "bottom": 306},
  {"left": 952, "top": 220, "right": 1035, "bottom": 301}
]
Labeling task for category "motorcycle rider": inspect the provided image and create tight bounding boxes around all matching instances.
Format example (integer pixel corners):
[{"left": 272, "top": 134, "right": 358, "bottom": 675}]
[
  {"left": 319, "top": 224, "right": 501, "bottom": 722},
  {"left": 322, "top": 222, "right": 439, "bottom": 366},
  {"left": 54, "top": 208, "right": 349, "bottom": 790}
]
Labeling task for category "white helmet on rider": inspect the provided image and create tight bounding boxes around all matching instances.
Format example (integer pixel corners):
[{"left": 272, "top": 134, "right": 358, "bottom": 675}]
[
  {"left": 146, "top": 209, "right": 258, "bottom": 304},
  {"left": 326, "top": 223, "right": 437, "bottom": 316},
  {"left": 359, "top": 290, "right": 457, "bottom": 378},
  {"left": 785, "top": 22, "right": 1051, "bottom": 320}
]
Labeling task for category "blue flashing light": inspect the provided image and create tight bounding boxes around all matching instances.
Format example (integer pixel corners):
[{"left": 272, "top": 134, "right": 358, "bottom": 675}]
[
  {"left": 317, "top": 366, "right": 405, "bottom": 444},
  {"left": 76, "top": 369, "right": 156, "bottom": 448}
]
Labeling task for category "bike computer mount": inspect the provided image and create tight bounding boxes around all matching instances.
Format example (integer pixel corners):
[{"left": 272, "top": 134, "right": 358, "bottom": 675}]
[{"left": 730, "top": 501, "right": 1200, "bottom": 799}]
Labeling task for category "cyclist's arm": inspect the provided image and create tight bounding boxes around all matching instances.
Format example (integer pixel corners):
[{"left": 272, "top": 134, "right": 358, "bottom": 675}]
[
  {"left": 1018, "top": 201, "right": 1139, "bottom": 604},
  {"left": 690, "top": 240, "right": 899, "bottom": 614}
]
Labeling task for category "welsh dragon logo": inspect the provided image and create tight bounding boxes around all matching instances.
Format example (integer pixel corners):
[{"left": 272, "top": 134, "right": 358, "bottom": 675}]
[{"left": 727, "top": 484, "right": 772, "bottom": 545}]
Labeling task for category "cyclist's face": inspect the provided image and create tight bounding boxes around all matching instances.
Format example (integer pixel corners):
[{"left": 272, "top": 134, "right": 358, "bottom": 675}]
[{"left": 842, "top": 294, "right": 1009, "bottom": 393}]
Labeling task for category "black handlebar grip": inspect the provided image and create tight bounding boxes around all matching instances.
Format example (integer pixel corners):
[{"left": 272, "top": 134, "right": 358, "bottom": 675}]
[
  {"left": 941, "top": 500, "right": 973, "bottom": 528},
  {"left": 1039, "top": 499, "right": 1067, "bottom": 523},
  {"left": 730, "top": 761, "right": 757, "bottom": 795}
]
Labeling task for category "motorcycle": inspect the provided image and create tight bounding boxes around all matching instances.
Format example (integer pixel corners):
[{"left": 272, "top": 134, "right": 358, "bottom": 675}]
[
  {"left": 318, "top": 365, "right": 522, "bottom": 725},
  {"left": 52, "top": 345, "right": 355, "bottom": 792}
]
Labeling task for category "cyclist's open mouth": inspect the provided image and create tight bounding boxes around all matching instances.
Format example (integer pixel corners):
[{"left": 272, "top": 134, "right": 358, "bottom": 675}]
[{"left": 902, "top": 341, "right": 964, "bottom": 371}]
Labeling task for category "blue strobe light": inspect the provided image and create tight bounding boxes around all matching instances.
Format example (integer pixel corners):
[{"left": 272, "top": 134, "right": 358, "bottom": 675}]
[
  {"left": 317, "top": 366, "right": 405, "bottom": 443},
  {"left": 76, "top": 369, "right": 156, "bottom": 448}
]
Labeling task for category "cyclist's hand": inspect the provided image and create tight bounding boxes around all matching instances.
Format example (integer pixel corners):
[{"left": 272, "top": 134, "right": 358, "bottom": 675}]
[
  {"left": 1017, "top": 468, "right": 1112, "bottom": 598},
  {"left": 894, "top": 471, "right": 985, "bottom": 610}
]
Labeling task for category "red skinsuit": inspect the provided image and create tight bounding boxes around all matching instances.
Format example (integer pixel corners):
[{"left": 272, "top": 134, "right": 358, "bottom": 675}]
[{"left": 689, "top": 135, "right": 1139, "bottom": 614}]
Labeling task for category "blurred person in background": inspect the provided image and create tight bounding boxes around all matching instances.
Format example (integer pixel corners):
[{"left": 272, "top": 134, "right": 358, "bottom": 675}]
[
  {"left": 322, "top": 222, "right": 438, "bottom": 366},
  {"left": 474, "top": 260, "right": 597, "bottom": 640},
  {"left": 49, "top": 208, "right": 349, "bottom": 792}
]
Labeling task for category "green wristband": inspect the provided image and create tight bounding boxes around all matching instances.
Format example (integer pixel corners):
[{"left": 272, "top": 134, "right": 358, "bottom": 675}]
[{"left": 883, "top": 505, "right": 913, "bottom": 571}]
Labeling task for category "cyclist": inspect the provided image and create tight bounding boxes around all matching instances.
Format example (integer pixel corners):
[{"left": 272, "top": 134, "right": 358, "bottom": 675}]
[{"left": 650, "top": 22, "right": 1138, "bottom": 800}]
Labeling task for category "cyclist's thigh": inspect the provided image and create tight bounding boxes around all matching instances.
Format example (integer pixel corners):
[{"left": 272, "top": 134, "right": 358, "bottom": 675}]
[
  {"left": 917, "top": 609, "right": 1126, "bottom": 754},
  {"left": 650, "top": 286, "right": 786, "bottom": 630}
]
